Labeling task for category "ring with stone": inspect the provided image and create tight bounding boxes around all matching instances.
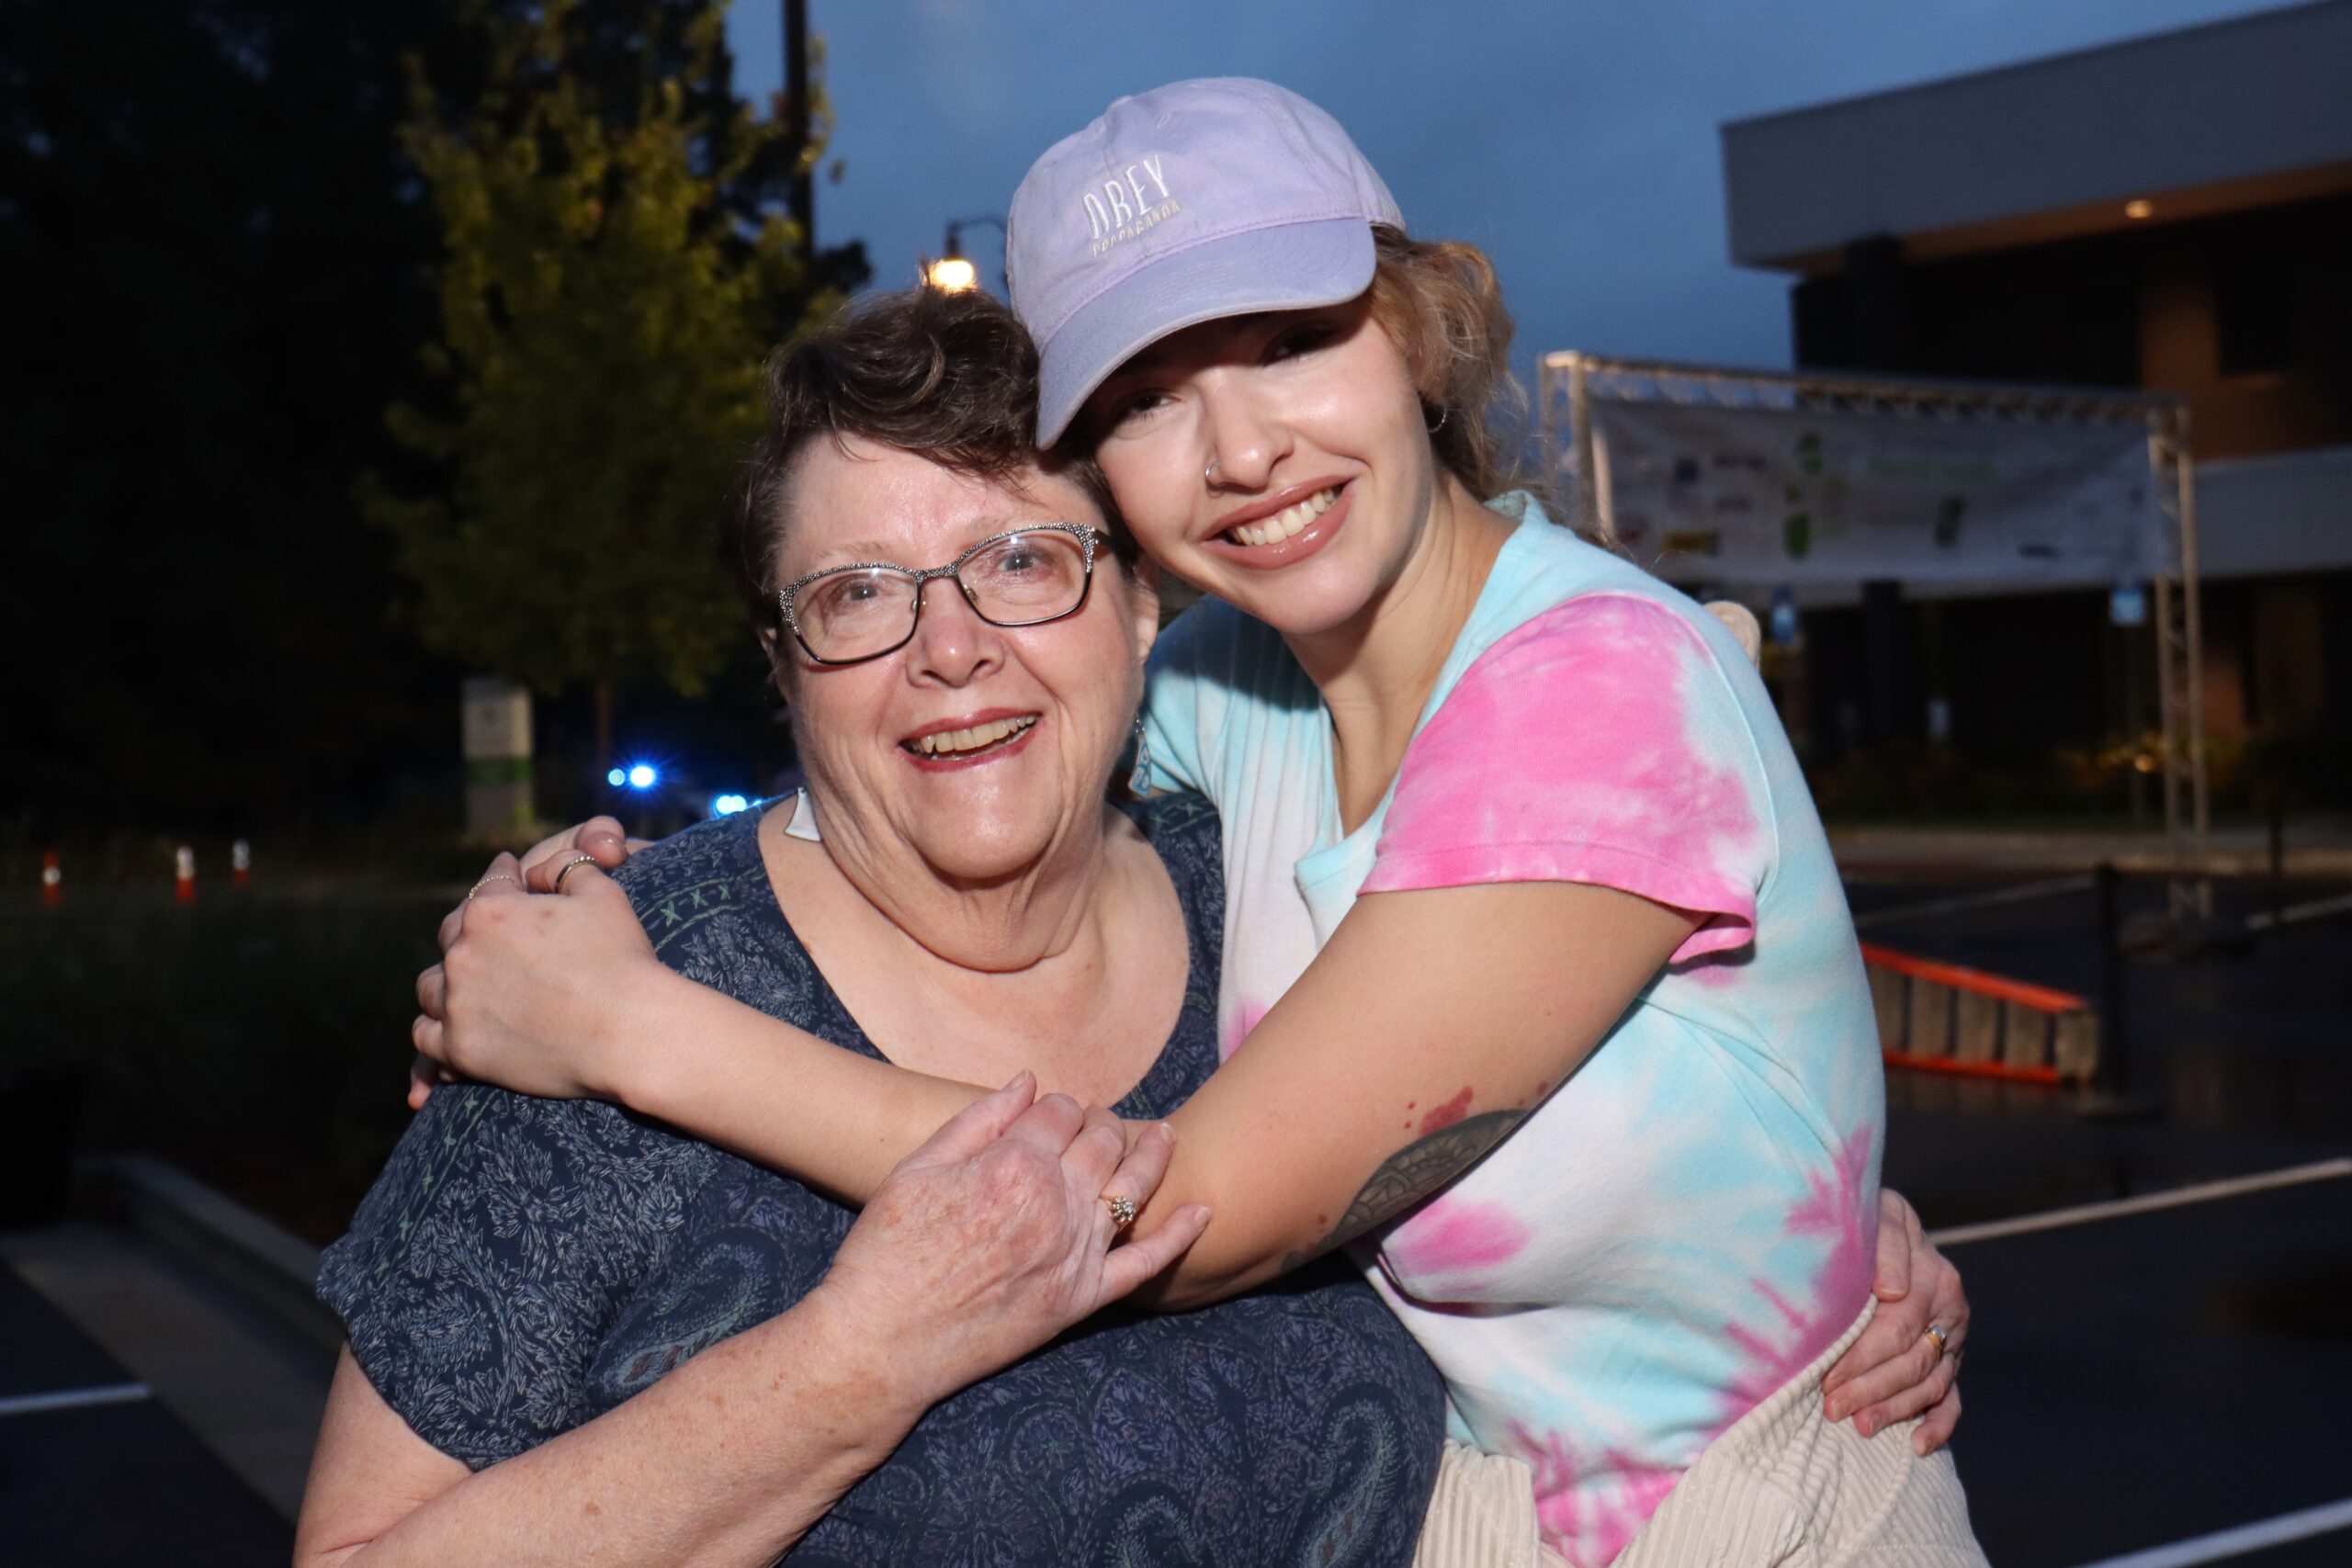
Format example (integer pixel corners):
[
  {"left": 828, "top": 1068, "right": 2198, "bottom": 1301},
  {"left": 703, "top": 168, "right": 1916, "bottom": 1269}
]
[
  {"left": 552, "top": 853, "right": 602, "bottom": 893},
  {"left": 1102, "top": 1194, "right": 1137, "bottom": 1233},
  {"left": 468, "top": 874, "right": 520, "bottom": 901}
]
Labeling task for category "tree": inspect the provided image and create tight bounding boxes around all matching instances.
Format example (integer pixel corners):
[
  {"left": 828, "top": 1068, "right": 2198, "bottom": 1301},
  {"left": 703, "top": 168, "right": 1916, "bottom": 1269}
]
[
  {"left": 365, "top": 0, "right": 854, "bottom": 766},
  {"left": 1, "top": 0, "right": 458, "bottom": 832}
]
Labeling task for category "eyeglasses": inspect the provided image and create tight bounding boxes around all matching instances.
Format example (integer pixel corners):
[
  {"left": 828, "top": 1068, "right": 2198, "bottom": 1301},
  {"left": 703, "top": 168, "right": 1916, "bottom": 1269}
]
[{"left": 777, "top": 524, "right": 1112, "bottom": 666}]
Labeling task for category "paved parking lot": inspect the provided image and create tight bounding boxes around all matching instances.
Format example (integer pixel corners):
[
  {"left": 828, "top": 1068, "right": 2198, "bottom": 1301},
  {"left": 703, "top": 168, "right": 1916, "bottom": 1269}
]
[{"left": 0, "top": 1261, "right": 291, "bottom": 1564}]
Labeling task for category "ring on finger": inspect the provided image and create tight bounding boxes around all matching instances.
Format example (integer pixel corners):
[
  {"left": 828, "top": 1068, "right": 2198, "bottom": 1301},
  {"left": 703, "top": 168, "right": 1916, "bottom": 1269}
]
[
  {"left": 553, "top": 853, "right": 601, "bottom": 893},
  {"left": 468, "top": 873, "right": 520, "bottom": 901},
  {"left": 1921, "top": 1322, "right": 1950, "bottom": 1359},
  {"left": 1102, "top": 1194, "right": 1137, "bottom": 1233}
]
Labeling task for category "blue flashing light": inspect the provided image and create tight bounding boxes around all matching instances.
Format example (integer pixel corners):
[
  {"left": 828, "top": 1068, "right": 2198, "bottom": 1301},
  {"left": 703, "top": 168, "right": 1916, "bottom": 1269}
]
[
  {"left": 711, "top": 793, "right": 751, "bottom": 818},
  {"left": 606, "top": 767, "right": 627, "bottom": 787},
  {"left": 625, "top": 762, "right": 659, "bottom": 791}
]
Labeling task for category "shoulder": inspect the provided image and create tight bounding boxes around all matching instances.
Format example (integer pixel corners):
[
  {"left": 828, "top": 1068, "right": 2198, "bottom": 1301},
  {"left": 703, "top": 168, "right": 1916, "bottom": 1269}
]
[
  {"left": 1122, "top": 789, "right": 1223, "bottom": 925},
  {"left": 1124, "top": 788, "right": 1222, "bottom": 860},
  {"left": 318, "top": 1084, "right": 716, "bottom": 1465},
  {"left": 1473, "top": 591, "right": 1725, "bottom": 687},
  {"left": 611, "top": 808, "right": 763, "bottom": 911}
]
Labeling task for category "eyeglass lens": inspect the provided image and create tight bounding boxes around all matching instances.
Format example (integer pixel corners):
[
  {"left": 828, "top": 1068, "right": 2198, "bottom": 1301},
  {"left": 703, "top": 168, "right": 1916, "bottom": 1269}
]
[{"left": 797, "top": 530, "right": 1090, "bottom": 660}]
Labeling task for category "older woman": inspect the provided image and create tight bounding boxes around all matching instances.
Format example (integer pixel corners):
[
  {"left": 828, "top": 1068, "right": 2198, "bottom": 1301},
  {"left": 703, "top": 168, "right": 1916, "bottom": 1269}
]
[
  {"left": 412, "top": 82, "right": 1980, "bottom": 1568},
  {"left": 301, "top": 288, "right": 1450, "bottom": 1566}
]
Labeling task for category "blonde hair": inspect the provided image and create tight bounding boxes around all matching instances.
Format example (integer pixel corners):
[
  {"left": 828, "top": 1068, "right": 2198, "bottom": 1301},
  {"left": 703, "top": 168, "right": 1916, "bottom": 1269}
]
[{"left": 1364, "top": 224, "right": 1548, "bottom": 510}]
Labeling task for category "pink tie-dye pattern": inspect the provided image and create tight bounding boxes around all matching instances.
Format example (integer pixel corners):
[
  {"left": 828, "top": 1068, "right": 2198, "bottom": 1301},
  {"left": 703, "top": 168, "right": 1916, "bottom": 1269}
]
[
  {"left": 1488, "top": 1129, "right": 1875, "bottom": 1562},
  {"left": 1505, "top": 1420, "right": 1687, "bottom": 1566},
  {"left": 1382, "top": 1197, "right": 1531, "bottom": 1288},
  {"left": 1221, "top": 997, "right": 1269, "bottom": 1060},
  {"left": 1714, "top": 1124, "right": 1879, "bottom": 1430},
  {"left": 1362, "top": 595, "right": 1765, "bottom": 964}
]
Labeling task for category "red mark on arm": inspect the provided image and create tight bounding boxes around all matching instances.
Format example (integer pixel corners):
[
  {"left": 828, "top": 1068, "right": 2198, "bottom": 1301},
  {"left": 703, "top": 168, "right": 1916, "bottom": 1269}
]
[{"left": 1418, "top": 1087, "right": 1474, "bottom": 1136}]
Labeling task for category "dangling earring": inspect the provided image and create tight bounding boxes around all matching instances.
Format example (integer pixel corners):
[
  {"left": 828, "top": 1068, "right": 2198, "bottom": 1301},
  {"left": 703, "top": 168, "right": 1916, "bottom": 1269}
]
[
  {"left": 1426, "top": 403, "right": 1451, "bottom": 435},
  {"left": 1128, "top": 714, "right": 1154, "bottom": 796}
]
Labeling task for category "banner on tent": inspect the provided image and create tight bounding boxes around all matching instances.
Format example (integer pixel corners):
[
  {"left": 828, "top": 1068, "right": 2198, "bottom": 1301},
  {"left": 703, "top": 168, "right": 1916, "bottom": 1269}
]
[{"left": 1587, "top": 399, "right": 2171, "bottom": 585}]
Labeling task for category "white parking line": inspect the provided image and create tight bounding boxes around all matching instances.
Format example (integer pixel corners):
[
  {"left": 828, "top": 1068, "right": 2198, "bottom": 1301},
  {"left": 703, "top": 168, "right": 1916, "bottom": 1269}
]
[
  {"left": 0, "top": 1381, "right": 153, "bottom": 1417},
  {"left": 2068, "top": 1495, "right": 2352, "bottom": 1568},
  {"left": 1929, "top": 1158, "right": 2352, "bottom": 1247}
]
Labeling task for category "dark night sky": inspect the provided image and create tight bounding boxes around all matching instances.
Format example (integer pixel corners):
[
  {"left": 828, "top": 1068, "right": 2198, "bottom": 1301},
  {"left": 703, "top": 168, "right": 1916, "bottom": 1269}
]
[{"left": 726, "top": 0, "right": 2291, "bottom": 380}]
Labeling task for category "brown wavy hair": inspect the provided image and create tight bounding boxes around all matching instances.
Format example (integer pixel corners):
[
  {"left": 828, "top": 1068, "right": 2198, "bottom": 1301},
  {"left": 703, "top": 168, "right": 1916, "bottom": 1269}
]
[
  {"left": 725, "top": 287, "right": 1133, "bottom": 647},
  {"left": 1362, "top": 223, "right": 1542, "bottom": 504}
]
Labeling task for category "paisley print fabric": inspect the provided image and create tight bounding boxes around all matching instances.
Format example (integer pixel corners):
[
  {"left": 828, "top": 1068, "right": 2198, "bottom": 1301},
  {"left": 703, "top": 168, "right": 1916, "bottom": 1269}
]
[{"left": 320, "top": 793, "right": 1445, "bottom": 1566}]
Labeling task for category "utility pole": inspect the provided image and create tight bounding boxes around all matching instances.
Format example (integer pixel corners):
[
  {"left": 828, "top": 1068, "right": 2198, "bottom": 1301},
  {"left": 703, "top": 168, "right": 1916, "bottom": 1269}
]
[{"left": 782, "top": 0, "right": 813, "bottom": 262}]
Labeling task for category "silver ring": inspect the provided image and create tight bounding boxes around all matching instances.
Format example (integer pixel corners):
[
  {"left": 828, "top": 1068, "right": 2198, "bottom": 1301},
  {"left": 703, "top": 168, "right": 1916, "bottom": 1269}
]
[
  {"left": 1102, "top": 1194, "right": 1137, "bottom": 1233},
  {"left": 1922, "top": 1323, "right": 1950, "bottom": 1359},
  {"left": 467, "top": 874, "right": 520, "bottom": 902},
  {"left": 552, "top": 853, "right": 601, "bottom": 893}
]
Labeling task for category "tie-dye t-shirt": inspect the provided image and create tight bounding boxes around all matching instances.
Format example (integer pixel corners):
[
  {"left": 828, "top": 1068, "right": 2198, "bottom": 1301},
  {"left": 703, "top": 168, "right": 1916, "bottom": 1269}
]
[{"left": 1137, "top": 493, "right": 1885, "bottom": 1566}]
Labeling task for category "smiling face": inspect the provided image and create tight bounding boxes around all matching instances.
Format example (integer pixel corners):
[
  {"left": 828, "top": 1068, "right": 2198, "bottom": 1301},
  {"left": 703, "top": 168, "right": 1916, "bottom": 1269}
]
[
  {"left": 1080, "top": 293, "right": 1442, "bottom": 639},
  {"left": 770, "top": 436, "right": 1158, "bottom": 888}
]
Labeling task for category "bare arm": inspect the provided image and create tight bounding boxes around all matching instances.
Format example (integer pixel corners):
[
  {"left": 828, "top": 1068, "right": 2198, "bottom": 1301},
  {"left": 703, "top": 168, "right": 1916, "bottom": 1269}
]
[
  {"left": 426, "top": 861, "right": 1686, "bottom": 1302},
  {"left": 298, "top": 1077, "right": 1209, "bottom": 1567},
  {"left": 423, "top": 850, "right": 1970, "bottom": 1450},
  {"left": 297, "top": 1290, "right": 908, "bottom": 1568}
]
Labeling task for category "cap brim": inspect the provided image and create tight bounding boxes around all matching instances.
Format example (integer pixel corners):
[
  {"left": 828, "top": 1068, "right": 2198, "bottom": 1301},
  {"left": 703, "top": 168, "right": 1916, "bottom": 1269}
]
[{"left": 1035, "top": 216, "right": 1377, "bottom": 446}]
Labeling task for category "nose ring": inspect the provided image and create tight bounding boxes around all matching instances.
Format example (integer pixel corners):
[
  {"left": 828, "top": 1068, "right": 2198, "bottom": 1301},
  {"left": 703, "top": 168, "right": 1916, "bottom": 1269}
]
[{"left": 1204, "top": 453, "right": 1220, "bottom": 482}]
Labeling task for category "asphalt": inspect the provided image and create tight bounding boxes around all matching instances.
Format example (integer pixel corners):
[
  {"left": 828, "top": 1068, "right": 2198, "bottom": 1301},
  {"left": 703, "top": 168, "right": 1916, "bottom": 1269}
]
[{"left": 0, "top": 1258, "right": 294, "bottom": 1564}]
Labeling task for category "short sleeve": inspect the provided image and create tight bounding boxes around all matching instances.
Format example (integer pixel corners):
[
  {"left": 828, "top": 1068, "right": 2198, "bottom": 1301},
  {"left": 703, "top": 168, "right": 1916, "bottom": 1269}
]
[
  {"left": 1361, "top": 593, "right": 1776, "bottom": 964},
  {"left": 316, "top": 1086, "right": 714, "bottom": 1467}
]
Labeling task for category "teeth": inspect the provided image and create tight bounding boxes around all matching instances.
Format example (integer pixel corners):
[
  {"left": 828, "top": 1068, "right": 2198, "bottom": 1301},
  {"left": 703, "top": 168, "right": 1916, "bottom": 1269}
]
[
  {"left": 1231, "top": 488, "right": 1337, "bottom": 547},
  {"left": 913, "top": 716, "right": 1035, "bottom": 756}
]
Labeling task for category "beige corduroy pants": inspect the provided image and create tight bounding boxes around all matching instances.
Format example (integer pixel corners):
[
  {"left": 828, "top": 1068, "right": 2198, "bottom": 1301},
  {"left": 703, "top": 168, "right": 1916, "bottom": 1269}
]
[{"left": 1410, "top": 1299, "right": 1988, "bottom": 1568}]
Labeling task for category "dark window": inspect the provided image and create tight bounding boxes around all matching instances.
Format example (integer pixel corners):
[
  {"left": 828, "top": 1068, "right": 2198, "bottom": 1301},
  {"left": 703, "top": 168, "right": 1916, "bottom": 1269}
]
[{"left": 2213, "top": 249, "right": 2296, "bottom": 377}]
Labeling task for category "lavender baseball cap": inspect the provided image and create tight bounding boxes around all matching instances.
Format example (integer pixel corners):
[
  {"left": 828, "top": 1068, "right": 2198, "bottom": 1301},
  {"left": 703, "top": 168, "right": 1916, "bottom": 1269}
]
[{"left": 1008, "top": 78, "right": 1403, "bottom": 446}]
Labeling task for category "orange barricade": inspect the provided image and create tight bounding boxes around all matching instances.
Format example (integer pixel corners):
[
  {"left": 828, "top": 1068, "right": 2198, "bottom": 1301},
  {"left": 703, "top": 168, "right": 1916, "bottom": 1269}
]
[{"left": 1859, "top": 941, "right": 2098, "bottom": 1085}]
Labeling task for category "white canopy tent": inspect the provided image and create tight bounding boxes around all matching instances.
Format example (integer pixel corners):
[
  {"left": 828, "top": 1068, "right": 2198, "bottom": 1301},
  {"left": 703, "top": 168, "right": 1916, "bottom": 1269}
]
[{"left": 1538, "top": 353, "right": 2210, "bottom": 907}]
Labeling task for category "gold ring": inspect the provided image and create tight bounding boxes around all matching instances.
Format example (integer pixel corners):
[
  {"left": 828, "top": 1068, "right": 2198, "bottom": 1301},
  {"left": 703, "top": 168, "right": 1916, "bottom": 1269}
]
[
  {"left": 467, "top": 874, "right": 520, "bottom": 901},
  {"left": 1102, "top": 1194, "right": 1137, "bottom": 1233},
  {"left": 1922, "top": 1323, "right": 1950, "bottom": 1359},
  {"left": 552, "top": 853, "right": 601, "bottom": 893}
]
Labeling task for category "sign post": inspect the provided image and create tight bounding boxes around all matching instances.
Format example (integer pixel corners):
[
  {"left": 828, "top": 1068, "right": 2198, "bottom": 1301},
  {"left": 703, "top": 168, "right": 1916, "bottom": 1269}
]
[{"left": 461, "top": 677, "right": 536, "bottom": 842}]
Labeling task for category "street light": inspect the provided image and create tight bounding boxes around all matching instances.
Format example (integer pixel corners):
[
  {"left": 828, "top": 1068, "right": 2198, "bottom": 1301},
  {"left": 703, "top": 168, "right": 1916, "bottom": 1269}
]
[
  {"left": 922, "top": 215, "right": 1006, "bottom": 294},
  {"left": 926, "top": 250, "right": 978, "bottom": 293}
]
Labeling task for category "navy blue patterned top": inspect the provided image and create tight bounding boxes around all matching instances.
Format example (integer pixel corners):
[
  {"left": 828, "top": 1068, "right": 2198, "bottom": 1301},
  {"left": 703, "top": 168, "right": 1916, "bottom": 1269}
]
[{"left": 321, "top": 794, "right": 1445, "bottom": 1566}]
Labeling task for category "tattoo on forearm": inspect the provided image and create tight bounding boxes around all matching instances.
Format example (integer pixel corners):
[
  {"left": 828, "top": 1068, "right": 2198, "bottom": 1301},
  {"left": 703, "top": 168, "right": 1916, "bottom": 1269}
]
[{"left": 1288, "top": 1109, "right": 1527, "bottom": 1268}]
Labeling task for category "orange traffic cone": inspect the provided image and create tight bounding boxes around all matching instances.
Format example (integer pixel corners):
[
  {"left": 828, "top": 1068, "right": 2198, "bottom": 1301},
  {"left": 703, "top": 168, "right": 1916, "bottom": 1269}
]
[
  {"left": 175, "top": 845, "right": 197, "bottom": 906},
  {"left": 40, "top": 851, "right": 61, "bottom": 909}
]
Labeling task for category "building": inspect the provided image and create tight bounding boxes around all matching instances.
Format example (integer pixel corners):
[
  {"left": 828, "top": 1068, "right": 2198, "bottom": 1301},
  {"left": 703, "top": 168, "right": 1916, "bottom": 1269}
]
[{"left": 1719, "top": 0, "right": 2352, "bottom": 800}]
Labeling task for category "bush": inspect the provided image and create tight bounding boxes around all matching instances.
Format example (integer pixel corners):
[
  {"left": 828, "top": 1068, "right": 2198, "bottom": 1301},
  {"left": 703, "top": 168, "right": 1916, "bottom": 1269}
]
[{"left": 4, "top": 891, "right": 445, "bottom": 1241}]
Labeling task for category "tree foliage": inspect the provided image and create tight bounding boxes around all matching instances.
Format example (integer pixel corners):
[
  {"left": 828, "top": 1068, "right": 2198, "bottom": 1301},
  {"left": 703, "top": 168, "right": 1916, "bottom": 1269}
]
[{"left": 367, "top": 0, "right": 847, "bottom": 709}]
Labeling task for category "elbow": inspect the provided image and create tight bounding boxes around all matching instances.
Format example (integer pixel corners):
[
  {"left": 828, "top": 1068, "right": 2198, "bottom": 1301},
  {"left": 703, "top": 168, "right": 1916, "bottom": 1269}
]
[
  {"left": 1139, "top": 1191, "right": 1303, "bottom": 1311},
  {"left": 292, "top": 1533, "right": 372, "bottom": 1568}
]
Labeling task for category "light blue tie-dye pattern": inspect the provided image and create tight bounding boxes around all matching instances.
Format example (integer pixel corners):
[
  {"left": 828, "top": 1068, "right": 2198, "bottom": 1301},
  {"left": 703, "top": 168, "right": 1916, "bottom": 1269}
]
[{"left": 1138, "top": 494, "right": 1886, "bottom": 1563}]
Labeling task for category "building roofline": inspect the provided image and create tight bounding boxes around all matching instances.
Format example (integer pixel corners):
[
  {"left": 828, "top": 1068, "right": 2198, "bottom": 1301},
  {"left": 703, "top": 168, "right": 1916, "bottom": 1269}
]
[{"left": 1722, "top": 0, "right": 2341, "bottom": 137}]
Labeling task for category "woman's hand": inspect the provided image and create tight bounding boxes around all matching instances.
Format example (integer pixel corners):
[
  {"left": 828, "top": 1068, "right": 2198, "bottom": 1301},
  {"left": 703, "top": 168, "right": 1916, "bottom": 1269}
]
[
  {"left": 516, "top": 816, "right": 646, "bottom": 886},
  {"left": 1822, "top": 1189, "right": 1969, "bottom": 1455},
  {"left": 407, "top": 824, "right": 648, "bottom": 1108},
  {"left": 813, "top": 1075, "right": 1211, "bottom": 1405},
  {"left": 411, "top": 852, "right": 674, "bottom": 1107}
]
